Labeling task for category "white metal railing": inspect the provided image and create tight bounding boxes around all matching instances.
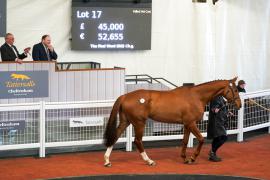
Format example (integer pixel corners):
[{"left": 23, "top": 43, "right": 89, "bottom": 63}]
[{"left": 0, "top": 90, "right": 269, "bottom": 157}]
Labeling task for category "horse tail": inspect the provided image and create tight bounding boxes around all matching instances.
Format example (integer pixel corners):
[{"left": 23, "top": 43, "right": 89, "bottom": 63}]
[{"left": 104, "top": 96, "right": 123, "bottom": 147}]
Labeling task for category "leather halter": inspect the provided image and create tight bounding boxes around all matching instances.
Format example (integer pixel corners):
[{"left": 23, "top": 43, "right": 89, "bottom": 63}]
[{"left": 225, "top": 81, "right": 239, "bottom": 104}]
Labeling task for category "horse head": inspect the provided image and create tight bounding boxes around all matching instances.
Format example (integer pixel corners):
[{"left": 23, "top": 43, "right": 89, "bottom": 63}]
[{"left": 223, "top": 77, "right": 242, "bottom": 110}]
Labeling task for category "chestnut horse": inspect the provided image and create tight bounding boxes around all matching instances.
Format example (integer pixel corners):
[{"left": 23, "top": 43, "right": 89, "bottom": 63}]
[{"left": 103, "top": 77, "right": 241, "bottom": 167}]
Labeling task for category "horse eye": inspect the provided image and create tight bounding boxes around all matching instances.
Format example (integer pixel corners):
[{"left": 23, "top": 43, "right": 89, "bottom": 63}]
[{"left": 235, "top": 89, "right": 238, "bottom": 92}]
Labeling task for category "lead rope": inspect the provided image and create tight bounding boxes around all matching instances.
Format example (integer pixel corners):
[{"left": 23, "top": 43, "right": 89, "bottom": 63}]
[{"left": 247, "top": 99, "right": 270, "bottom": 112}]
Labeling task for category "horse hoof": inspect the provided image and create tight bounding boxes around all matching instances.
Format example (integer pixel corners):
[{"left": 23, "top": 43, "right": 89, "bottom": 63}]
[
  {"left": 184, "top": 158, "right": 194, "bottom": 164},
  {"left": 184, "top": 159, "right": 190, "bottom": 164},
  {"left": 148, "top": 161, "right": 156, "bottom": 166},
  {"left": 104, "top": 162, "right": 112, "bottom": 167}
]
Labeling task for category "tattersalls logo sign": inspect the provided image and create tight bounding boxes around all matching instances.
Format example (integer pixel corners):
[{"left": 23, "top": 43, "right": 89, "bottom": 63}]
[{"left": 0, "top": 71, "right": 48, "bottom": 99}]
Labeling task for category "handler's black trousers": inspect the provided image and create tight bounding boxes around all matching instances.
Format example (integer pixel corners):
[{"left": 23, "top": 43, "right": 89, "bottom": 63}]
[{"left": 212, "top": 135, "right": 227, "bottom": 153}]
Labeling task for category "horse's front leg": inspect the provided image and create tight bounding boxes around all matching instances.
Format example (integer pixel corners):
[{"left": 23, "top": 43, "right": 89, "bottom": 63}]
[
  {"left": 185, "top": 123, "right": 204, "bottom": 164},
  {"left": 181, "top": 125, "right": 190, "bottom": 160}
]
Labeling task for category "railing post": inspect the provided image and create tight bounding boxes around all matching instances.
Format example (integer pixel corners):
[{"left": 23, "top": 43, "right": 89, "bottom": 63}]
[
  {"left": 39, "top": 101, "right": 46, "bottom": 157},
  {"left": 237, "top": 96, "right": 245, "bottom": 142},
  {"left": 187, "top": 134, "right": 194, "bottom": 148},
  {"left": 126, "top": 125, "right": 133, "bottom": 152}
]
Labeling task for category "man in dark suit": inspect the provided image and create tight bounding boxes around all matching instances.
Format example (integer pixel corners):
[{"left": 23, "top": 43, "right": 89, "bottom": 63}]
[
  {"left": 0, "top": 33, "right": 30, "bottom": 63},
  {"left": 32, "top": 34, "right": 58, "bottom": 61}
]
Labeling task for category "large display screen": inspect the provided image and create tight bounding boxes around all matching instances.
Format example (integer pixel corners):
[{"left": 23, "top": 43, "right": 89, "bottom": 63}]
[
  {"left": 0, "top": 0, "right": 6, "bottom": 37},
  {"left": 72, "top": 0, "right": 152, "bottom": 50}
]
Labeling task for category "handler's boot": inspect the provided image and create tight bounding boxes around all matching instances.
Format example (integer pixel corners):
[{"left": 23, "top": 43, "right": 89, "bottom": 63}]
[{"left": 209, "top": 151, "right": 222, "bottom": 162}]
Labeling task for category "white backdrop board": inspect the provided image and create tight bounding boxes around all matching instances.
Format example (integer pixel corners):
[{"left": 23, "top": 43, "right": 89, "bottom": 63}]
[{"left": 0, "top": 0, "right": 269, "bottom": 91}]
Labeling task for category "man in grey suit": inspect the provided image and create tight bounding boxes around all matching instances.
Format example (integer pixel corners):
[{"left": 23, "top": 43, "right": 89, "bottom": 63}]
[{"left": 0, "top": 33, "right": 31, "bottom": 63}]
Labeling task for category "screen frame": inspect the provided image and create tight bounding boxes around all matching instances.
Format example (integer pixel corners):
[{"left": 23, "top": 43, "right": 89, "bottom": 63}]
[
  {"left": 0, "top": 0, "right": 7, "bottom": 37},
  {"left": 71, "top": 0, "right": 152, "bottom": 51},
  {"left": 72, "top": 0, "right": 152, "bottom": 8}
]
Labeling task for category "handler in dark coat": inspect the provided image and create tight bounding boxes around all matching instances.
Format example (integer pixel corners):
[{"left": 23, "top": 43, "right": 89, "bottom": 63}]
[{"left": 207, "top": 95, "right": 232, "bottom": 162}]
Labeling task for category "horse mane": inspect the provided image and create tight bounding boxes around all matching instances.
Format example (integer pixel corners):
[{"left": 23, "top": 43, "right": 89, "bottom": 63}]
[
  {"left": 194, "top": 79, "right": 228, "bottom": 88},
  {"left": 174, "top": 79, "right": 229, "bottom": 91}
]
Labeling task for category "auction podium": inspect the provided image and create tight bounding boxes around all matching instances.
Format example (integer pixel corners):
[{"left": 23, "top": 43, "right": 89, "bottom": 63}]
[{"left": 0, "top": 61, "right": 125, "bottom": 104}]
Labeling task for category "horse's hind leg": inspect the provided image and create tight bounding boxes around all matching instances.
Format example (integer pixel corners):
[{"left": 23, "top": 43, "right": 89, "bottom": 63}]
[
  {"left": 181, "top": 125, "right": 190, "bottom": 160},
  {"left": 133, "top": 121, "right": 156, "bottom": 166},
  {"left": 104, "top": 112, "right": 130, "bottom": 167},
  {"left": 185, "top": 122, "right": 204, "bottom": 164}
]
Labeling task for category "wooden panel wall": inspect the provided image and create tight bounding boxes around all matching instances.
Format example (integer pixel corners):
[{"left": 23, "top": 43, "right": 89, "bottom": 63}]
[{"left": 0, "top": 62, "right": 125, "bottom": 104}]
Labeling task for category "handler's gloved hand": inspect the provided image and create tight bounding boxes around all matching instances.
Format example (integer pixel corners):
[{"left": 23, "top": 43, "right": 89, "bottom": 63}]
[
  {"left": 214, "top": 108, "right": 220, "bottom": 113},
  {"left": 228, "top": 112, "right": 234, "bottom": 117}
]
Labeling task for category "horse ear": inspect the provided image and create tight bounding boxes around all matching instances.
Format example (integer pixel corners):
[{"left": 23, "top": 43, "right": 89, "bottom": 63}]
[{"left": 231, "top": 76, "right": 238, "bottom": 83}]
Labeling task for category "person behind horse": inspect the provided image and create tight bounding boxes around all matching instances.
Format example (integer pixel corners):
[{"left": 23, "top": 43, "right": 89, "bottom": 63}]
[
  {"left": 237, "top": 80, "right": 246, "bottom": 93},
  {"left": 207, "top": 96, "right": 232, "bottom": 162}
]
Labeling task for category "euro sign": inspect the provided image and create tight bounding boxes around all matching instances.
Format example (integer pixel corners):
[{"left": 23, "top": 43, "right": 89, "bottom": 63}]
[{"left": 80, "top": 33, "right": 85, "bottom": 40}]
